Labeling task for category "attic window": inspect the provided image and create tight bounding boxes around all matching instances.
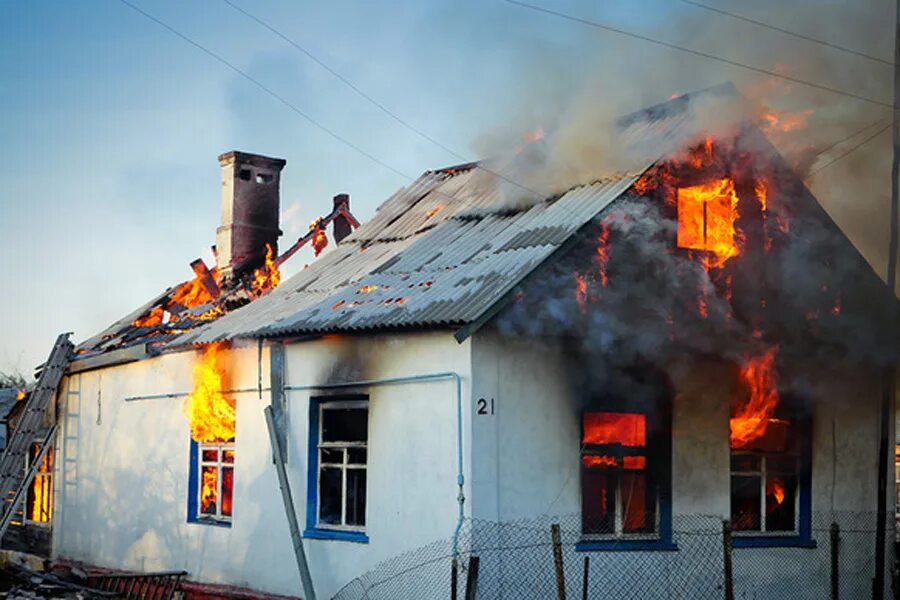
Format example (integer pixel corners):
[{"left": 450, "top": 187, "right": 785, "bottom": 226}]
[
  {"left": 239, "top": 168, "right": 252, "bottom": 181},
  {"left": 676, "top": 178, "right": 739, "bottom": 257},
  {"left": 256, "top": 172, "right": 274, "bottom": 184}
]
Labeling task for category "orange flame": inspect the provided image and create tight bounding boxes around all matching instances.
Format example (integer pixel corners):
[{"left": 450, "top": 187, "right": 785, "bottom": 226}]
[
  {"left": 200, "top": 467, "right": 217, "bottom": 515},
  {"left": 759, "top": 106, "right": 813, "bottom": 134},
  {"left": 729, "top": 347, "right": 780, "bottom": 448},
  {"left": 677, "top": 178, "right": 740, "bottom": 267},
  {"left": 183, "top": 343, "right": 236, "bottom": 444},
  {"left": 312, "top": 227, "right": 328, "bottom": 257},
  {"left": 251, "top": 244, "right": 281, "bottom": 296},
  {"left": 133, "top": 306, "right": 164, "bottom": 328},
  {"left": 583, "top": 412, "right": 646, "bottom": 447},
  {"left": 514, "top": 126, "right": 545, "bottom": 153},
  {"left": 425, "top": 204, "right": 445, "bottom": 219},
  {"left": 358, "top": 284, "right": 378, "bottom": 294},
  {"left": 768, "top": 478, "right": 786, "bottom": 505},
  {"left": 30, "top": 450, "right": 52, "bottom": 523},
  {"left": 574, "top": 273, "right": 588, "bottom": 311},
  {"left": 755, "top": 179, "right": 768, "bottom": 213},
  {"left": 16, "top": 389, "right": 25, "bottom": 401},
  {"left": 596, "top": 224, "right": 610, "bottom": 288}
]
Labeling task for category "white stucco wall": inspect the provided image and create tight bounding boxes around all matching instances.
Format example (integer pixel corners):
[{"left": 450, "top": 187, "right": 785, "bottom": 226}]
[
  {"left": 469, "top": 330, "right": 892, "bottom": 599},
  {"left": 52, "top": 331, "right": 472, "bottom": 599}
]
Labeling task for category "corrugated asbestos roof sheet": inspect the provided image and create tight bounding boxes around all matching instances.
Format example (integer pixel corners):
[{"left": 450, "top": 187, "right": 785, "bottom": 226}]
[{"left": 165, "top": 85, "right": 736, "bottom": 345}]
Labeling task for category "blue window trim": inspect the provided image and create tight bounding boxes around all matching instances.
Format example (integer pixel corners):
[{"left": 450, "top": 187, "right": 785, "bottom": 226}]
[
  {"left": 304, "top": 395, "right": 370, "bottom": 544},
  {"left": 732, "top": 535, "right": 816, "bottom": 549},
  {"left": 186, "top": 439, "right": 231, "bottom": 528},
  {"left": 576, "top": 539, "right": 678, "bottom": 552}
]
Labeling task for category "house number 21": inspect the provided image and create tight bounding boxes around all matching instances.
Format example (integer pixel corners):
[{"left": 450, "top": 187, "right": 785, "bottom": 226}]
[{"left": 477, "top": 398, "right": 495, "bottom": 415}]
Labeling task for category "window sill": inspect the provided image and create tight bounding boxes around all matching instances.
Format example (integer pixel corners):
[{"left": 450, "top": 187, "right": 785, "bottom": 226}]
[
  {"left": 304, "top": 528, "right": 368, "bottom": 544},
  {"left": 188, "top": 517, "right": 232, "bottom": 529},
  {"left": 732, "top": 536, "right": 815, "bottom": 549},
  {"left": 575, "top": 539, "right": 678, "bottom": 552}
]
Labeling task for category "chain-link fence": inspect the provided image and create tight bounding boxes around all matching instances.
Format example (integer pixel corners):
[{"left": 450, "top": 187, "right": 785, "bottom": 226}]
[{"left": 332, "top": 511, "right": 893, "bottom": 600}]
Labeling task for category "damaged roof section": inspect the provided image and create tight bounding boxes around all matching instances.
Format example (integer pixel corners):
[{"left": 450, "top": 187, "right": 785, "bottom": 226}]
[{"left": 75, "top": 84, "right": 744, "bottom": 356}]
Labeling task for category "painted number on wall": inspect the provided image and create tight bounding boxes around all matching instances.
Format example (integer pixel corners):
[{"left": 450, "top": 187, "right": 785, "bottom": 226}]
[{"left": 477, "top": 398, "right": 495, "bottom": 415}]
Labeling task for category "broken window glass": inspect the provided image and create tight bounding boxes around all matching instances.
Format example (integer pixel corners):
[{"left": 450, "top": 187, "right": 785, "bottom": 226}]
[
  {"left": 730, "top": 414, "right": 803, "bottom": 533},
  {"left": 581, "top": 408, "right": 663, "bottom": 537},
  {"left": 317, "top": 400, "right": 368, "bottom": 531}
]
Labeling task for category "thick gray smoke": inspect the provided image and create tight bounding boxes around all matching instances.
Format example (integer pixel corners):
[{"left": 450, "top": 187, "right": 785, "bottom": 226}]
[{"left": 472, "top": 0, "right": 895, "bottom": 289}]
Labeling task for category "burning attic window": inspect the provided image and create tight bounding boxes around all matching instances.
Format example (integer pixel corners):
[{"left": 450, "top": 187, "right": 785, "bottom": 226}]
[
  {"left": 729, "top": 350, "right": 809, "bottom": 534},
  {"left": 676, "top": 178, "right": 740, "bottom": 264},
  {"left": 580, "top": 397, "right": 670, "bottom": 538},
  {"left": 25, "top": 442, "right": 52, "bottom": 525},
  {"left": 184, "top": 343, "right": 236, "bottom": 525},
  {"left": 310, "top": 398, "right": 368, "bottom": 535}
]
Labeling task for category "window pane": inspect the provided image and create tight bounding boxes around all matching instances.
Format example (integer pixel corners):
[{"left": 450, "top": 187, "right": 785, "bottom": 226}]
[
  {"left": 221, "top": 467, "right": 234, "bottom": 517},
  {"left": 321, "top": 448, "right": 343, "bottom": 464},
  {"left": 731, "top": 474, "right": 761, "bottom": 531},
  {"left": 202, "top": 449, "right": 218, "bottom": 462},
  {"left": 346, "top": 468, "right": 367, "bottom": 527},
  {"left": 582, "top": 470, "right": 615, "bottom": 534},
  {"left": 767, "top": 455, "right": 798, "bottom": 474},
  {"left": 765, "top": 475, "right": 796, "bottom": 531},
  {"left": 730, "top": 455, "right": 761, "bottom": 472},
  {"left": 200, "top": 466, "right": 218, "bottom": 516},
  {"left": 348, "top": 448, "right": 367, "bottom": 464},
  {"left": 583, "top": 412, "right": 645, "bottom": 447},
  {"left": 319, "top": 467, "right": 343, "bottom": 525},
  {"left": 222, "top": 450, "right": 235, "bottom": 464},
  {"left": 622, "top": 471, "right": 654, "bottom": 533},
  {"left": 322, "top": 408, "right": 367, "bottom": 443}
]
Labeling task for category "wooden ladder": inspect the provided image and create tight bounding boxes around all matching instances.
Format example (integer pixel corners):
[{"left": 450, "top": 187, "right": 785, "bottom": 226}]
[{"left": 0, "top": 333, "right": 72, "bottom": 540}]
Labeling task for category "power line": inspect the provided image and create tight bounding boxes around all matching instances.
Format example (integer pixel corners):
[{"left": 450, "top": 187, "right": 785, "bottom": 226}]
[
  {"left": 116, "top": 0, "right": 415, "bottom": 182},
  {"left": 501, "top": 0, "right": 896, "bottom": 109},
  {"left": 677, "top": 0, "right": 893, "bottom": 67},
  {"left": 219, "top": 0, "right": 546, "bottom": 200},
  {"left": 809, "top": 122, "right": 891, "bottom": 175}
]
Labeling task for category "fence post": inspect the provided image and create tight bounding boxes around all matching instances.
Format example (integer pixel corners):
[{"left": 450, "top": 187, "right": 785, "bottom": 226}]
[
  {"left": 551, "top": 523, "right": 567, "bottom": 600},
  {"left": 831, "top": 522, "right": 840, "bottom": 600},
  {"left": 464, "top": 556, "right": 480, "bottom": 600},
  {"left": 451, "top": 558, "right": 458, "bottom": 600},
  {"left": 722, "top": 520, "right": 734, "bottom": 600},
  {"left": 581, "top": 556, "right": 589, "bottom": 600}
]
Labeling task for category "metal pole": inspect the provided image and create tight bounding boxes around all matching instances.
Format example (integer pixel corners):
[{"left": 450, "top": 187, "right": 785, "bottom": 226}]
[
  {"left": 874, "top": 2, "right": 900, "bottom": 595},
  {"left": 722, "top": 520, "right": 734, "bottom": 600},
  {"left": 551, "top": 523, "right": 567, "bottom": 600},
  {"left": 464, "top": 555, "right": 480, "bottom": 600},
  {"left": 831, "top": 522, "right": 840, "bottom": 600},
  {"left": 264, "top": 406, "right": 316, "bottom": 600},
  {"left": 581, "top": 556, "right": 589, "bottom": 600}
]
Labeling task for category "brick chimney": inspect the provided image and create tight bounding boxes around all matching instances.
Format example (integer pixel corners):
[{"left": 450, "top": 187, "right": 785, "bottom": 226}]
[
  {"left": 332, "top": 193, "right": 353, "bottom": 244},
  {"left": 215, "top": 151, "right": 287, "bottom": 283}
]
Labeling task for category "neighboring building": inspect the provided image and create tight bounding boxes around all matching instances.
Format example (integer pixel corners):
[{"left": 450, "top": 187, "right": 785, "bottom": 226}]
[{"left": 26, "top": 85, "right": 898, "bottom": 599}]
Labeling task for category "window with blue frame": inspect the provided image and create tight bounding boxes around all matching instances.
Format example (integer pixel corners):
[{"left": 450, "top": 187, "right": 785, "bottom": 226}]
[
  {"left": 730, "top": 393, "right": 811, "bottom": 541},
  {"left": 579, "top": 378, "right": 672, "bottom": 548},
  {"left": 306, "top": 397, "right": 368, "bottom": 541}
]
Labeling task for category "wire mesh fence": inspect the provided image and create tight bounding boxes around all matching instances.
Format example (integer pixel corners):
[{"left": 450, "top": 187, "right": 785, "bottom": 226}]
[{"left": 332, "top": 511, "right": 894, "bottom": 600}]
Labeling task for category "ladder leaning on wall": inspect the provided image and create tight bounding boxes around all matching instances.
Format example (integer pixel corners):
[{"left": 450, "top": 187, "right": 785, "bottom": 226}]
[{"left": 0, "top": 333, "right": 73, "bottom": 540}]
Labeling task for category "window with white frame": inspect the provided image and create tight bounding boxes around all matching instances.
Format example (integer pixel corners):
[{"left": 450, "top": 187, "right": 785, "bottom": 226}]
[
  {"left": 317, "top": 400, "right": 368, "bottom": 530},
  {"left": 196, "top": 443, "right": 234, "bottom": 523}
]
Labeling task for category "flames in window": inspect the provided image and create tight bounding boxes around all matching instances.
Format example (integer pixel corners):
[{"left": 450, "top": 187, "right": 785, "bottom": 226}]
[
  {"left": 183, "top": 343, "right": 236, "bottom": 519},
  {"left": 729, "top": 347, "right": 783, "bottom": 450},
  {"left": 27, "top": 444, "right": 52, "bottom": 523},
  {"left": 676, "top": 178, "right": 740, "bottom": 267}
]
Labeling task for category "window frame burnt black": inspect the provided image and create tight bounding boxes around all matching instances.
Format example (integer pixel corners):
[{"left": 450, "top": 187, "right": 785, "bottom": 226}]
[
  {"left": 577, "top": 383, "right": 674, "bottom": 552},
  {"left": 305, "top": 395, "right": 369, "bottom": 544}
]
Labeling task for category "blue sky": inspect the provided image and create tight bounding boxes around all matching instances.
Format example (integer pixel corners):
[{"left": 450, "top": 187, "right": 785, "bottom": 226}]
[{"left": 0, "top": 0, "right": 893, "bottom": 373}]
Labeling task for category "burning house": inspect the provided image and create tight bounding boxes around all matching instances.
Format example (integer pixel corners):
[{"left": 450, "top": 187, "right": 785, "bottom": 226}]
[{"left": 13, "top": 84, "right": 899, "bottom": 598}]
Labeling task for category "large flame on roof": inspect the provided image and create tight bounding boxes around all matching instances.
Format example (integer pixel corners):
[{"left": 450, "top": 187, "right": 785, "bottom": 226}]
[
  {"left": 183, "top": 342, "right": 236, "bottom": 443},
  {"left": 730, "top": 347, "right": 780, "bottom": 448},
  {"left": 251, "top": 244, "right": 281, "bottom": 296}
]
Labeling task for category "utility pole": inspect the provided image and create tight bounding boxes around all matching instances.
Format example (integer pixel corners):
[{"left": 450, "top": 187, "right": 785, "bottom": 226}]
[{"left": 873, "top": 0, "right": 900, "bottom": 597}]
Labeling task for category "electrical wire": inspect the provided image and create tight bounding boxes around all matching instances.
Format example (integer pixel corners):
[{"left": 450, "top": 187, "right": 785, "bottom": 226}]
[
  {"left": 501, "top": 0, "right": 895, "bottom": 110},
  {"left": 676, "top": 0, "right": 893, "bottom": 67},
  {"left": 809, "top": 122, "right": 891, "bottom": 175}
]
